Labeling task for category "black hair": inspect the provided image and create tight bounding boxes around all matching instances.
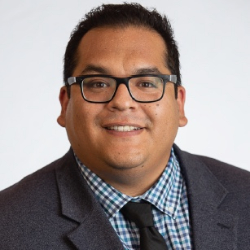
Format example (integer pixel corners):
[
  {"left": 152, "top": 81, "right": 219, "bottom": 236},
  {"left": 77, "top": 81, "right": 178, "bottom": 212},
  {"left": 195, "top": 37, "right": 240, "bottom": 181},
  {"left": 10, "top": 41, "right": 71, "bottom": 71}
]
[{"left": 63, "top": 3, "right": 181, "bottom": 96}]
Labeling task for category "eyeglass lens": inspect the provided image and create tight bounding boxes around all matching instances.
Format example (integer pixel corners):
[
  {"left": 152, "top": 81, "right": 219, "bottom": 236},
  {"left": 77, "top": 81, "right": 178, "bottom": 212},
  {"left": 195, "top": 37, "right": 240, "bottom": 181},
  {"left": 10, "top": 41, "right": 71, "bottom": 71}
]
[{"left": 81, "top": 76, "right": 164, "bottom": 102}]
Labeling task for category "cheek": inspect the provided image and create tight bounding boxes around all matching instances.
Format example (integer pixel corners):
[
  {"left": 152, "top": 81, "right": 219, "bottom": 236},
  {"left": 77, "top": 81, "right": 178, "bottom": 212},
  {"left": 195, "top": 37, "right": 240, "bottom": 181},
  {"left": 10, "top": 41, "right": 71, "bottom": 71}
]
[
  {"left": 65, "top": 104, "right": 92, "bottom": 152},
  {"left": 65, "top": 100, "right": 87, "bottom": 137},
  {"left": 66, "top": 99, "right": 103, "bottom": 138},
  {"left": 151, "top": 100, "right": 179, "bottom": 131}
]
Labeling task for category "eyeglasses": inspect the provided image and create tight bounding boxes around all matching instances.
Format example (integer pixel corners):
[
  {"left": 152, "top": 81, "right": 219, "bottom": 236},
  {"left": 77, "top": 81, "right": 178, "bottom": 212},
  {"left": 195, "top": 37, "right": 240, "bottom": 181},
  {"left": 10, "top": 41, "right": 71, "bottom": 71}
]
[{"left": 67, "top": 74, "right": 177, "bottom": 103}]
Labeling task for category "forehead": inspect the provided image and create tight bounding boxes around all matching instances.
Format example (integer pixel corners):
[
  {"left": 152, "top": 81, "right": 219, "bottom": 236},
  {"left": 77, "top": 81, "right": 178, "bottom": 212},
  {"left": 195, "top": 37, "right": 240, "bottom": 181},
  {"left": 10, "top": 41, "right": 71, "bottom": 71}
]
[{"left": 74, "top": 26, "right": 168, "bottom": 75}]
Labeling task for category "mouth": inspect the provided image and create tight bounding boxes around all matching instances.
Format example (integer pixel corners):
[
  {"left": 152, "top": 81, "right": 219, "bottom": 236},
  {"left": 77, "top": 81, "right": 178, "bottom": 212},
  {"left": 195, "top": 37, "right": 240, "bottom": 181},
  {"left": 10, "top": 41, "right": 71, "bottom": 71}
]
[{"left": 105, "top": 125, "right": 142, "bottom": 132}]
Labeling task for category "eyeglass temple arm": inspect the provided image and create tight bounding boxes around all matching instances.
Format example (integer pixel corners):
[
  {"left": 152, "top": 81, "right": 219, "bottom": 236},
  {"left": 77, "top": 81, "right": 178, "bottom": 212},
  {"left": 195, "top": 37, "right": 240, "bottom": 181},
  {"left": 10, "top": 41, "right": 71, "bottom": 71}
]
[
  {"left": 169, "top": 75, "right": 177, "bottom": 84},
  {"left": 67, "top": 77, "right": 77, "bottom": 86}
]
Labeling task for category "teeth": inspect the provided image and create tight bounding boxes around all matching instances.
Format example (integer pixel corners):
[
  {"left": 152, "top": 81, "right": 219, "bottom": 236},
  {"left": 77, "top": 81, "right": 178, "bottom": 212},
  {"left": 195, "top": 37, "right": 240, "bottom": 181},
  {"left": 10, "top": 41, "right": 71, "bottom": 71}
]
[{"left": 108, "top": 125, "right": 141, "bottom": 131}]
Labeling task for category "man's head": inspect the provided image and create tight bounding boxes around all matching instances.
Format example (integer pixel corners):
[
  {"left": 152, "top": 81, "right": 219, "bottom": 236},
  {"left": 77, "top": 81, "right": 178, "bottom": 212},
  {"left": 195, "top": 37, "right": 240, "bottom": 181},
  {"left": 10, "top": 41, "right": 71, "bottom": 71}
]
[
  {"left": 63, "top": 3, "right": 181, "bottom": 90},
  {"left": 58, "top": 3, "right": 187, "bottom": 195}
]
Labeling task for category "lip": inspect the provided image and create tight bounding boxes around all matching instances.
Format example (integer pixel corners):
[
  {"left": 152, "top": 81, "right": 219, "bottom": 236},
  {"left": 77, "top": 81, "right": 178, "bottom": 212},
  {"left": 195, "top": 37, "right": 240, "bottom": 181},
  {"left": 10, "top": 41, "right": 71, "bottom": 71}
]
[
  {"left": 103, "top": 123, "right": 144, "bottom": 129},
  {"left": 102, "top": 123, "right": 145, "bottom": 136},
  {"left": 106, "top": 125, "right": 142, "bottom": 132}
]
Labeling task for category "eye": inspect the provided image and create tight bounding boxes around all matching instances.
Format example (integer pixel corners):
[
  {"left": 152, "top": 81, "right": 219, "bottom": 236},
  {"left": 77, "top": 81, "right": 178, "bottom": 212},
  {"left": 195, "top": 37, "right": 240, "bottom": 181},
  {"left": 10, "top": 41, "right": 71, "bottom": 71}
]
[
  {"left": 91, "top": 81, "right": 108, "bottom": 88},
  {"left": 84, "top": 78, "right": 110, "bottom": 88},
  {"left": 136, "top": 78, "right": 159, "bottom": 89},
  {"left": 138, "top": 81, "right": 156, "bottom": 88}
]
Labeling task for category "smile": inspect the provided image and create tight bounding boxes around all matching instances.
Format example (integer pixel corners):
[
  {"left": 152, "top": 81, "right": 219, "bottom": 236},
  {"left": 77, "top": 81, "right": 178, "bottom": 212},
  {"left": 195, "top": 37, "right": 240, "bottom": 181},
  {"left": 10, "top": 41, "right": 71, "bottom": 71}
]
[{"left": 106, "top": 125, "right": 142, "bottom": 132}]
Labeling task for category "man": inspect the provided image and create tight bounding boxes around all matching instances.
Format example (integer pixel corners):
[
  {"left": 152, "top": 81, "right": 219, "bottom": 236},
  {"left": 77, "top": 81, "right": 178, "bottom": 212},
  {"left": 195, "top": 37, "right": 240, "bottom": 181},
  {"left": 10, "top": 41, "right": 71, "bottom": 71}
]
[{"left": 0, "top": 3, "right": 249, "bottom": 250}]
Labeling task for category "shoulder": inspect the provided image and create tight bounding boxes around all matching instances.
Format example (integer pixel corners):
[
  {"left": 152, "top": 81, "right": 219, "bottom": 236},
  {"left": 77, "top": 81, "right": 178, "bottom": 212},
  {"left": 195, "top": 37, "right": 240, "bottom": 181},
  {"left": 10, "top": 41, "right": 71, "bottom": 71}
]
[
  {"left": 197, "top": 154, "right": 250, "bottom": 188},
  {"left": 0, "top": 149, "right": 79, "bottom": 209},
  {"left": 0, "top": 151, "right": 67, "bottom": 202},
  {"left": 196, "top": 154, "right": 250, "bottom": 205},
  {"left": 0, "top": 150, "right": 77, "bottom": 216},
  {"left": 0, "top": 153, "right": 65, "bottom": 216},
  {"left": 174, "top": 144, "right": 250, "bottom": 181},
  {"left": 174, "top": 144, "right": 250, "bottom": 197},
  {"left": 0, "top": 150, "right": 80, "bottom": 248}
]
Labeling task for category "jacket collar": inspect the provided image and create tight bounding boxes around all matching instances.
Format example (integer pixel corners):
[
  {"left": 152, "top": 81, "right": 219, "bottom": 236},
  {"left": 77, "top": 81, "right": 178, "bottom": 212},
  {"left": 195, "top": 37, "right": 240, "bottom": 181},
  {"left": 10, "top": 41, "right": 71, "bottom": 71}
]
[
  {"left": 55, "top": 149, "right": 124, "bottom": 250},
  {"left": 174, "top": 144, "right": 237, "bottom": 250}
]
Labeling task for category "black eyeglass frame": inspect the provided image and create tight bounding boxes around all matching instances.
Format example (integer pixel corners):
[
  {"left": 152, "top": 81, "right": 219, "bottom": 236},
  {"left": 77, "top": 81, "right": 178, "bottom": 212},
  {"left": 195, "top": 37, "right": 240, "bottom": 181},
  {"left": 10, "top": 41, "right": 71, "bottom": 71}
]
[{"left": 66, "top": 74, "right": 178, "bottom": 103}]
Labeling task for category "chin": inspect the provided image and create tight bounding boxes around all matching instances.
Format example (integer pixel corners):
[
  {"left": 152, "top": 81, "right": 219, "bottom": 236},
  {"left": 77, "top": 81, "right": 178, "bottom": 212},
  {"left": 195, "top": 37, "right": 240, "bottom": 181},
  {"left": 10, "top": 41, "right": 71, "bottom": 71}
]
[{"left": 106, "top": 154, "right": 146, "bottom": 171}]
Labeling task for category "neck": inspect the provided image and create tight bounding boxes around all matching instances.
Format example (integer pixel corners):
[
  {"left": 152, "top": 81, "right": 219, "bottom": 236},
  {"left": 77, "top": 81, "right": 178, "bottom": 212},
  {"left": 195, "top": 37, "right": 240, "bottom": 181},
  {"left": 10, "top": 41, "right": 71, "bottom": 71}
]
[{"left": 99, "top": 163, "right": 167, "bottom": 196}]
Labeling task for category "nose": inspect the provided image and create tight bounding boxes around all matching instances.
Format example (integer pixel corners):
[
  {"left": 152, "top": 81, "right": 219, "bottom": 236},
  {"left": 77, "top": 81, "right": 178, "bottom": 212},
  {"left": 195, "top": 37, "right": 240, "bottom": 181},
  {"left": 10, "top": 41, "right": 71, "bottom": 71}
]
[{"left": 107, "top": 83, "right": 136, "bottom": 111}]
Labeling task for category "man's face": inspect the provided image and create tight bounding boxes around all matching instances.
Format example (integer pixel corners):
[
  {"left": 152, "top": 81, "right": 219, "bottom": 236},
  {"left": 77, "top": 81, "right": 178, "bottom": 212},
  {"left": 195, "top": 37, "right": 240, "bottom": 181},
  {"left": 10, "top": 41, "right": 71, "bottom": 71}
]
[{"left": 58, "top": 26, "right": 187, "bottom": 190}]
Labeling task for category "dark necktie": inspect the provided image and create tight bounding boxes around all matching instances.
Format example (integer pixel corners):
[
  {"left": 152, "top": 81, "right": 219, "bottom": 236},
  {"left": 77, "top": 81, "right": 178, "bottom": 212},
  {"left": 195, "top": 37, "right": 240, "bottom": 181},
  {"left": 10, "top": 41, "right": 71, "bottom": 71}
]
[{"left": 121, "top": 201, "right": 168, "bottom": 250}]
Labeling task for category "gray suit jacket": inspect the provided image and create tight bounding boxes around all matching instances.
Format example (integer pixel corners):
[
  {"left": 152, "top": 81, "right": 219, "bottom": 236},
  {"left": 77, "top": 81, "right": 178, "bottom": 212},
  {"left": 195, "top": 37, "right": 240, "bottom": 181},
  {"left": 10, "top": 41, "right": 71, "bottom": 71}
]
[{"left": 0, "top": 145, "right": 250, "bottom": 249}]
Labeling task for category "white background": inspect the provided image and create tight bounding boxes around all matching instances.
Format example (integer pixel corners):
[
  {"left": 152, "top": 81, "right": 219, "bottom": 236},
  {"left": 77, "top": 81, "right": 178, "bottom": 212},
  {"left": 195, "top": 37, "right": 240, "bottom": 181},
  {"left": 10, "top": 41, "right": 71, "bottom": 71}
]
[{"left": 0, "top": 0, "right": 249, "bottom": 191}]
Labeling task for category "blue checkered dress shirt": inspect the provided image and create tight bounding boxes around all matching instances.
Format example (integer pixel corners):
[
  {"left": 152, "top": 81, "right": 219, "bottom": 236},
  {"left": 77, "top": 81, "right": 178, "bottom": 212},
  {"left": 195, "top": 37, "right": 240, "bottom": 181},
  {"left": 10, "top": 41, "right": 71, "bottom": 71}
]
[{"left": 76, "top": 148, "right": 192, "bottom": 249}]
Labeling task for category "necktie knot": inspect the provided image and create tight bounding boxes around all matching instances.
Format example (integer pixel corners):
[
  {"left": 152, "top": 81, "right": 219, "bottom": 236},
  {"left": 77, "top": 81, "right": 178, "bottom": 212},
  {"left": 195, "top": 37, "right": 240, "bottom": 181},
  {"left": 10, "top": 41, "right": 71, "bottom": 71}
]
[
  {"left": 121, "top": 201, "right": 168, "bottom": 250},
  {"left": 121, "top": 202, "right": 154, "bottom": 228}
]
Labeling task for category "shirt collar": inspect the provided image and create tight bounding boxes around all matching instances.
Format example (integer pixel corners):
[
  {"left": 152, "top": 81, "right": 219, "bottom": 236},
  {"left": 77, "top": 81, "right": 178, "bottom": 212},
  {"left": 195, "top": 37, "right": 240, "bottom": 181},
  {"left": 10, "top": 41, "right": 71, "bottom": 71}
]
[{"left": 75, "top": 147, "right": 183, "bottom": 220}]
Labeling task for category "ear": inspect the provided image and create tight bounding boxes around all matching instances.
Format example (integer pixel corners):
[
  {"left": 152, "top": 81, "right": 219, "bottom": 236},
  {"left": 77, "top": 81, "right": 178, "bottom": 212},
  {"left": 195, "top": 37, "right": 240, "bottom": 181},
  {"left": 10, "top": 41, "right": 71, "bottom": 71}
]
[
  {"left": 57, "top": 86, "right": 69, "bottom": 127},
  {"left": 176, "top": 86, "right": 188, "bottom": 127}
]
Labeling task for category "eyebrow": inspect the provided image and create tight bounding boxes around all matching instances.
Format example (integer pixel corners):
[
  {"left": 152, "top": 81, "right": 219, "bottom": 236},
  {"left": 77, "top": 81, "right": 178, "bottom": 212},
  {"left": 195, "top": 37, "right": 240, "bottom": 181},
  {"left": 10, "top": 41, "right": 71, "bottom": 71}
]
[
  {"left": 81, "top": 65, "right": 109, "bottom": 74},
  {"left": 80, "top": 64, "right": 163, "bottom": 76},
  {"left": 133, "top": 67, "right": 162, "bottom": 75}
]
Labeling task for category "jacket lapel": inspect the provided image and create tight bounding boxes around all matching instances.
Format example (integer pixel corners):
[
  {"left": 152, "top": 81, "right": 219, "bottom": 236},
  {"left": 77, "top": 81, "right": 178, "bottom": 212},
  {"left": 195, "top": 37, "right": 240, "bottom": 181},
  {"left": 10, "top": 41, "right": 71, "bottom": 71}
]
[
  {"left": 55, "top": 149, "right": 124, "bottom": 250},
  {"left": 174, "top": 145, "right": 237, "bottom": 250}
]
